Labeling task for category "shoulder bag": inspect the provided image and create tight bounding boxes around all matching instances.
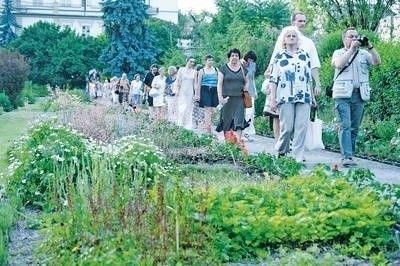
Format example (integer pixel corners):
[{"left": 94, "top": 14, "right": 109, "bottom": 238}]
[
  {"left": 240, "top": 66, "right": 252, "bottom": 108},
  {"left": 326, "top": 50, "right": 359, "bottom": 98}
]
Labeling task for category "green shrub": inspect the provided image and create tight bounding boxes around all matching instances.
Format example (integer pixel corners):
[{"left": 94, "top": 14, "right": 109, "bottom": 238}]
[
  {"left": 0, "top": 50, "right": 30, "bottom": 109},
  {"left": 368, "top": 42, "right": 400, "bottom": 123},
  {"left": 7, "top": 120, "right": 90, "bottom": 210},
  {"left": 23, "top": 82, "right": 48, "bottom": 97},
  {"left": 254, "top": 116, "right": 271, "bottom": 136},
  {"left": 204, "top": 173, "right": 395, "bottom": 261},
  {"left": 0, "top": 92, "right": 13, "bottom": 112}
]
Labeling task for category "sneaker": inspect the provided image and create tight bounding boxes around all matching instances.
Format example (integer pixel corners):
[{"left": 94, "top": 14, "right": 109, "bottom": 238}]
[{"left": 342, "top": 158, "right": 357, "bottom": 167}]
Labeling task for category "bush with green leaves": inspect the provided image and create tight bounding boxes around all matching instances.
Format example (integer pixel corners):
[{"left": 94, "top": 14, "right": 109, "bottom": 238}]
[
  {"left": 243, "top": 152, "right": 302, "bottom": 178},
  {"left": 0, "top": 92, "right": 12, "bottom": 112},
  {"left": 7, "top": 120, "right": 89, "bottom": 209},
  {"left": 203, "top": 172, "right": 396, "bottom": 261},
  {"left": 0, "top": 49, "right": 30, "bottom": 109},
  {"left": 368, "top": 42, "right": 400, "bottom": 123}
]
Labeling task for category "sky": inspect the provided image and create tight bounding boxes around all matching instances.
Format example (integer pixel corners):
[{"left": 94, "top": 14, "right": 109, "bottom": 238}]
[{"left": 177, "top": 0, "right": 217, "bottom": 14}]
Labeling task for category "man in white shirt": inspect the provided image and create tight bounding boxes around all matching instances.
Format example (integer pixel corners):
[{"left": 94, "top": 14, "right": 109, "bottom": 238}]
[{"left": 266, "top": 11, "right": 322, "bottom": 96}]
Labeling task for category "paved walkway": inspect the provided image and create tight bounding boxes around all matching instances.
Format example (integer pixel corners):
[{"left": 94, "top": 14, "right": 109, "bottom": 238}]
[
  {"left": 205, "top": 129, "right": 400, "bottom": 184},
  {"left": 243, "top": 134, "right": 400, "bottom": 184}
]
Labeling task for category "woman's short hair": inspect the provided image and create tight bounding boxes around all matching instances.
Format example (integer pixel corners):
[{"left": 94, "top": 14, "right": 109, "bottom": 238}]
[
  {"left": 134, "top": 73, "right": 140, "bottom": 79},
  {"left": 279, "top": 26, "right": 302, "bottom": 49},
  {"left": 227, "top": 48, "right": 241, "bottom": 59},
  {"left": 158, "top": 66, "right": 166, "bottom": 73},
  {"left": 244, "top": 50, "right": 257, "bottom": 62},
  {"left": 168, "top": 66, "right": 177, "bottom": 74}
]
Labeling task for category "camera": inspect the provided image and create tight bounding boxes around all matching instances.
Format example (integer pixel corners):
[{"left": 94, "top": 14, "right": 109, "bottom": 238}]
[{"left": 356, "top": 36, "right": 369, "bottom": 47}]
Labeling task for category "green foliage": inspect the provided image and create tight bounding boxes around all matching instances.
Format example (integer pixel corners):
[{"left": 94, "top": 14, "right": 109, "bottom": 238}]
[
  {"left": 0, "top": 92, "right": 12, "bottom": 112},
  {"left": 243, "top": 152, "right": 303, "bottom": 178},
  {"left": 308, "top": 0, "right": 398, "bottom": 32},
  {"left": 254, "top": 116, "right": 271, "bottom": 136},
  {"left": 9, "top": 21, "right": 106, "bottom": 88},
  {"left": 7, "top": 120, "right": 90, "bottom": 209},
  {"left": 146, "top": 17, "right": 181, "bottom": 64},
  {"left": 204, "top": 173, "right": 395, "bottom": 261},
  {"left": 176, "top": 0, "right": 289, "bottom": 74},
  {"left": 23, "top": 81, "right": 48, "bottom": 98},
  {"left": 368, "top": 42, "right": 400, "bottom": 123},
  {"left": 100, "top": 0, "right": 158, "bottom": 78},
  {"left": 0, "top": 49, "right": 30, "bottom": 109},
  {"left": 0, "top": 200, "right": 17, "bottom": 265}
]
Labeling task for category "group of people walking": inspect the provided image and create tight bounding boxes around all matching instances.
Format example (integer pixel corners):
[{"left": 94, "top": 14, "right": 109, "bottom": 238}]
[
  {"left": 263, "top": 11, "right": 380, "bottom": 166},
  {"left": 90, "top": 11, "right": 381, "bottom": 167}
]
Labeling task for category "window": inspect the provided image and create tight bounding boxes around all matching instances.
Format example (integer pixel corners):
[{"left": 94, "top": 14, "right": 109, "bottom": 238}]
[{"left": 82, "top": 25, "right": 91, "bottom": 37}]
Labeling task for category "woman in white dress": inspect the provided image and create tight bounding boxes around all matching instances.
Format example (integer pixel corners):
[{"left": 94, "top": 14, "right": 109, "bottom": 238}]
[
  {"left": 151, "top": 67, "right": 167, "bottom": 120},
  {"left": 174, "top": 57, "right": 197, "bottom": 130}
]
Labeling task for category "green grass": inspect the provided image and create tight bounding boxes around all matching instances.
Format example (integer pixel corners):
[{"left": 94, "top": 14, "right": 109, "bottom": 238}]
[{"left": 0, "top": 99, "right": 45, "bottom": 181}]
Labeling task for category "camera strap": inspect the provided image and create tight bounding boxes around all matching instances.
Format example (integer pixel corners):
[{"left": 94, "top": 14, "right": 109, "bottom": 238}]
[{"left": 333, "top": 50, "right": 359, "bottom": 81}]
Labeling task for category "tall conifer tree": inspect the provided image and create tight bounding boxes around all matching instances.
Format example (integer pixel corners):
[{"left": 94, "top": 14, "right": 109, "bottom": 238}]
[
  {"left": 0, "top": 0, "right": 21, "bottom": 47},
  {"left": 100, "top": 0, "right": 158, "bottom": 78}
]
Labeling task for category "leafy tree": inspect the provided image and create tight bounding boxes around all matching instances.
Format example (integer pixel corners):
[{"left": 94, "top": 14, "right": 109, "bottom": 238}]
[
  {"left": 0, "top": 49, "right": 29, "bottom": 109},
  {"left": 0, "top": 0, "right": 20, "bottom": 47},
  {"left": 100, "top": 0, "right": 158, "bottom": 78},
  {"left": 9, "top": 22, "right": 68, "bottom": 85},
  {"left": 308, "top": 0, "right": 397, "bottom": 32},
  {"left": 9, "top": 21, "right": 106, "bottom": 88},
  {"left": 192, "top": 0, "right": 289, "bottom": 73},
  {"left": 146, "top": 17, "right": 181, "bottom": 62}
]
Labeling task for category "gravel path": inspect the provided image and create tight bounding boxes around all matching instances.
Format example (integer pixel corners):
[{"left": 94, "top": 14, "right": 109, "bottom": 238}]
[{"left": 7, "top": 209, "right": 43, "bottom": 266}]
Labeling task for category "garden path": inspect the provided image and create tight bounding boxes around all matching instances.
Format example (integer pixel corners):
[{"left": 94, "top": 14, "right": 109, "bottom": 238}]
[{"left": 207, "top": 131, "right": 400, "bottom": 184}]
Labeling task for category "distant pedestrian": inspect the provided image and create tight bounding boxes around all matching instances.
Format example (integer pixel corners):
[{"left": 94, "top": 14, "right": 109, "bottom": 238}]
[
  {"left": 174, "top": 56, "right": 197, "bottom": 130},
  {"left": 143, "top": 64, "right": 159, "bottom": 114},
  {"left": 195, "top": 54, "right": 218, "bottom": 134},
  {"left": 117, "top": 73, "right": 130, "bottom": 105},
  {"left": 151, "top": 67, "right": 167, "bottom": 120},
  {"left": 130, "top": 74, "right": 143, "bottom": 111},
  {"left": 165, "top": 66, "right": 178, "bottom": 123},
  {"left": 241, "top": 50, "right": 258, "bottom": 141},
  {"left": 216, "top": 48, "right": 250, "bottom": 141}
]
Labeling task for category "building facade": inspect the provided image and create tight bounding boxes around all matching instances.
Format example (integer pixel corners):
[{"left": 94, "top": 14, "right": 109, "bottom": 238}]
[{"left": 5, "top": 0, "right": 178, "bottom": 37}]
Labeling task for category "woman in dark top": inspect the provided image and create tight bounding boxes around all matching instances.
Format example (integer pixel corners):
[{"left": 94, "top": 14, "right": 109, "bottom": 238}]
[{"left": 217, "top": 48, "right": 250, "bottom": 140}]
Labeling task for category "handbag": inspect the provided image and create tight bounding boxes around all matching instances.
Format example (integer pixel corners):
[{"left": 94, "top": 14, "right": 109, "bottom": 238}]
[
  {"left": 243, "top": 91, "right": 252, "bottom": 108},
  {"left": 148, "top": 88, "right": 160, "bottom": 97},
  {"left": 304, "top": 113, "right": 325, "bottom": 151},
  {"left": 326, "top": 50, "right": 359, "bottom": 98},
  {"left": 359, "top": 83, "right": 371, "bottom": 101},
  {"left": 240, "top": 65, "right": 252, "bottom": 108}
]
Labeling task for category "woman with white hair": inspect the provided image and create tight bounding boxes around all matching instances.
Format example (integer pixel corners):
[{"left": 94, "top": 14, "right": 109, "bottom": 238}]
[{"left": 269, "top": 26, "right": 315, "bottom": 162}]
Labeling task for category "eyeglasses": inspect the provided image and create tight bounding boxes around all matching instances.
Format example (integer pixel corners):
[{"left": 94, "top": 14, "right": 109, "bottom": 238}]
[
  {"left": 346, "top": 35, "right": 358, "bottom": 39},
  {"left": 189, "top": 60, "right": 196, "bottom": 63},
  {"left": 285, "top": 34, "right": 297, "bottom": 38}
]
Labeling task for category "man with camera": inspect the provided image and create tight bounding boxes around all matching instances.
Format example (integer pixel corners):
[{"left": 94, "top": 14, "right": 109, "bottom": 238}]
[{"left": 331, "top": 27, "right": 381, "bottom": 167}]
